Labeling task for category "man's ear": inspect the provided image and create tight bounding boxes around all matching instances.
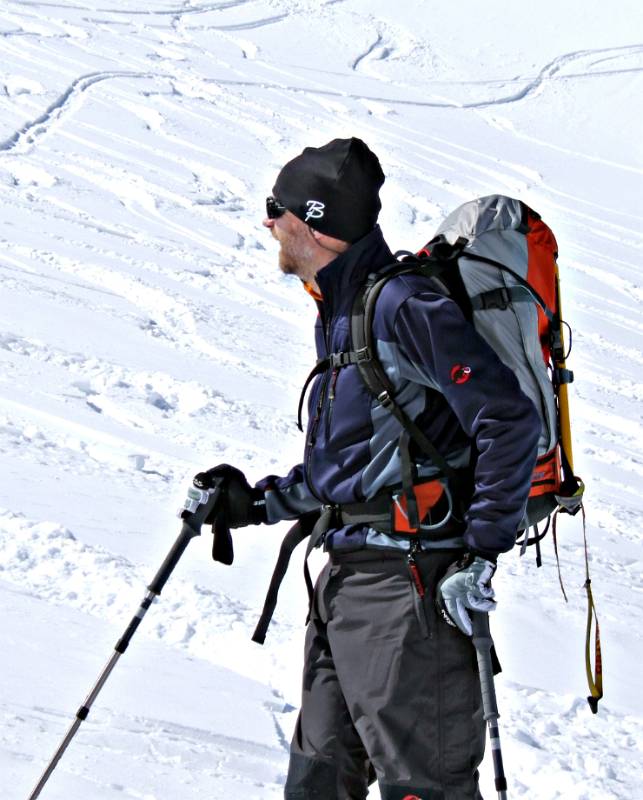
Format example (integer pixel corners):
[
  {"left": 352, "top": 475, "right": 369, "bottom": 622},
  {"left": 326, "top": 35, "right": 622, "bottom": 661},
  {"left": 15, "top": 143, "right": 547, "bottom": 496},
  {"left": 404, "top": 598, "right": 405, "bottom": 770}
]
[{"left": 310, "top": 228, "right": 351, "bottom": 254}]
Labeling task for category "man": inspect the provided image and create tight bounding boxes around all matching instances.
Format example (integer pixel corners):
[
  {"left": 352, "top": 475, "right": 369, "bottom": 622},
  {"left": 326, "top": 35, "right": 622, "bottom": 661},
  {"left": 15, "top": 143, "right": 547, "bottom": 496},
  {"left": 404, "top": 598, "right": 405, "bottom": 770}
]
[{"left": 195, "top": 138, "right": 540, "bottom": 799}]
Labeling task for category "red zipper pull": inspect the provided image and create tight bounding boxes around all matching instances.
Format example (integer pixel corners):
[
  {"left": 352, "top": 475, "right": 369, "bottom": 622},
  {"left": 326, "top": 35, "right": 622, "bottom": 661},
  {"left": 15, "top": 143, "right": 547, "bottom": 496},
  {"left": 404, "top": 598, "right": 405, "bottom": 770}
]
[{"left": 407, "top": 546, "right": 425, "bottom": 598}]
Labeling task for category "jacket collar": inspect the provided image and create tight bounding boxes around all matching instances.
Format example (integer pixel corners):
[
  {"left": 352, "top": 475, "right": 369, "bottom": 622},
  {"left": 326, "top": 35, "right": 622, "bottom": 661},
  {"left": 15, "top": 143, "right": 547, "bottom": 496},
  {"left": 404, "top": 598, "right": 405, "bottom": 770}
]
[{"left": 314, "top": 225, "right": 394, "bottom": 312}]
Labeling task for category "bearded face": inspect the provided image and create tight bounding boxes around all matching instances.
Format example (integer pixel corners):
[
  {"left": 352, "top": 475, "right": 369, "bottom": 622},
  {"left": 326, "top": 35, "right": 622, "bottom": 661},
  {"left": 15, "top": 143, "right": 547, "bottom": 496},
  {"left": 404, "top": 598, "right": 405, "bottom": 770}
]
[{"left": 271, "top": 214, "right": 317, "bottom": 279}]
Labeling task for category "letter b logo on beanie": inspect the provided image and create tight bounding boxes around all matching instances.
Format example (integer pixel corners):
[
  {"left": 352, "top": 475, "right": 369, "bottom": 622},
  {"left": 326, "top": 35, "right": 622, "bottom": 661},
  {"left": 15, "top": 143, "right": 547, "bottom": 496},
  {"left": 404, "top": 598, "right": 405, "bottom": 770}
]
[{"left": 305, "top": 200, "right": 326, "bottom": 222}]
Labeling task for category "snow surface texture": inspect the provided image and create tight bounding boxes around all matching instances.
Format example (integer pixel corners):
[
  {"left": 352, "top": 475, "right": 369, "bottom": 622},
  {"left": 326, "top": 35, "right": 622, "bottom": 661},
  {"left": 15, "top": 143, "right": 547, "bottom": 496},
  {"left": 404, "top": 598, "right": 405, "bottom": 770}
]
[{"left": 1, "top": 1, "right": 642, "bottom": 798}]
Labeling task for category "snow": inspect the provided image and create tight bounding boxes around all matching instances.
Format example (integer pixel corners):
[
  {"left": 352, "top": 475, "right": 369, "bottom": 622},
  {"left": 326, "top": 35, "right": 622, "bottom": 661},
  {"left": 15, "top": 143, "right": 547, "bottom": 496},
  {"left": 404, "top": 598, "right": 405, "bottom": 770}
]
[{"left": 0, "top": 1, "right": 642, "bottom": 797}]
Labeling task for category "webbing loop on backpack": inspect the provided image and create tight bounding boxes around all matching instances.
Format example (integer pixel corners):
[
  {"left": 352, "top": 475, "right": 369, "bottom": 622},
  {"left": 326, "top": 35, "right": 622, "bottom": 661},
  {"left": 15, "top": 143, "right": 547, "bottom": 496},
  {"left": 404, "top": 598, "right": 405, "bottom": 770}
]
[{"left": 297, "top": 359, "right": 327, "bottom": 432}]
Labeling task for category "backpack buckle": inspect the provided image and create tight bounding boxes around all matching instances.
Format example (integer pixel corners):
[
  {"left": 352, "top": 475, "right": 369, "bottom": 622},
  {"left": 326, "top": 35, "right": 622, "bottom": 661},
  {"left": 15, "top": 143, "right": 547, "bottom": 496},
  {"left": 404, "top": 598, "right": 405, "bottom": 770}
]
[
  {"left": 355, "top": 347, "right": 372, "bottom": 363},
  {"left": 329, "top": 352, "right": 351, "bottom": 368},
  {"left": 480, "top": 287, "right": 511, "bottom": 310},
  {"left": 329, "top": 349, "right": 372, "bottom": 368}
]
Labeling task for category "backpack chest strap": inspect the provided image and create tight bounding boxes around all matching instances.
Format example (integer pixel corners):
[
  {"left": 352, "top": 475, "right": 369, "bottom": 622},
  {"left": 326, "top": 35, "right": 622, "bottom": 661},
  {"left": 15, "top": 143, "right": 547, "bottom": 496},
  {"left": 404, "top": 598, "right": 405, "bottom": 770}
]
[{"left": 296, "top": 348, "right": 373, "bottom": 432}]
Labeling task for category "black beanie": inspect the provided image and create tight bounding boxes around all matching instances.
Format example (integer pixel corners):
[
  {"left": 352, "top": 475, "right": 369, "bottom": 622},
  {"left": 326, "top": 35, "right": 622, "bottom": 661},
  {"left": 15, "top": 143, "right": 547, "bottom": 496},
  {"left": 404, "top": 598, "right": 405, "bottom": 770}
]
[{"left": 273, "top": 137, "right": 385, "bottom": 243}]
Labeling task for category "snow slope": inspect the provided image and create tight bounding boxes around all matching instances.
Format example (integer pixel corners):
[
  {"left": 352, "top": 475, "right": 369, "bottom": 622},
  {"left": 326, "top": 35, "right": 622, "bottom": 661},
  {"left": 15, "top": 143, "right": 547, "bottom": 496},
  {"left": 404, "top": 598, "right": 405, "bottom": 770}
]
[{"left": 1, "top": 1, "right": 642, "bottom": 797}]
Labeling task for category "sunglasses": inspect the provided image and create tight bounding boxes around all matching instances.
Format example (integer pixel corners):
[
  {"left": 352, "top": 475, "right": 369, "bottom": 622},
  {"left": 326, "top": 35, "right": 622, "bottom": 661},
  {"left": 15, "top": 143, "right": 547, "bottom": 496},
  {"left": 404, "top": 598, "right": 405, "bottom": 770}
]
[{"left": 266, "top": 196, "right": 287, "bottom": 219}]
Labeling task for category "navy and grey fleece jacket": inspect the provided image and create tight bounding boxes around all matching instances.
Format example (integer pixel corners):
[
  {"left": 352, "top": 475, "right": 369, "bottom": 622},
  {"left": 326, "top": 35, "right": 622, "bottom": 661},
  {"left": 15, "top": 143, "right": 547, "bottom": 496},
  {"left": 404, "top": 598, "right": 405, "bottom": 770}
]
[{"left": 257, "top": 225, "right": 541, "bottom": 557}]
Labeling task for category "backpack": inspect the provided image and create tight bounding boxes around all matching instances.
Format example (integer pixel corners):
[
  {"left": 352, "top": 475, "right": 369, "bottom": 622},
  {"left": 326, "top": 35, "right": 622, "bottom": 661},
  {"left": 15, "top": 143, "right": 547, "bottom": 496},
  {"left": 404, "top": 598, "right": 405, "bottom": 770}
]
[
  {"left": 351, "top": 194, "right": 583, "bottom": 544},
  {"left": 351, "top": 194, "right": 601, "bottom": 711}
]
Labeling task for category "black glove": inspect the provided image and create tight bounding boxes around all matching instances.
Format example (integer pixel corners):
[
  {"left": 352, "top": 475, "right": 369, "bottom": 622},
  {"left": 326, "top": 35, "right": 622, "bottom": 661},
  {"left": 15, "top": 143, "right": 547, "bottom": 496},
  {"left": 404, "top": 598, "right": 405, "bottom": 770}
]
[
  {"left": 194, "top": 464, "right": 267, "bottom": 527},
  {"left": 193, "top": 465, "right": 267, "bottom": 566}
]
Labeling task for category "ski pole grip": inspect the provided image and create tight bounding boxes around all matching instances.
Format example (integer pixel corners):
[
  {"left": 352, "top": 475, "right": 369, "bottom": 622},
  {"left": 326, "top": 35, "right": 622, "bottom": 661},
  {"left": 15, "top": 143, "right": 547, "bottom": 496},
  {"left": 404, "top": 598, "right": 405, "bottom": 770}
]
[
  {"left": 473, "top": 608, "right": 494, "bottom": 638},
  {"left": 472, "top": 612, "right": 499, "bottom": 721},
  {"left": 181, "top": 483, "right": 223, "bottom": 533},
  {"left": 148, "top": 485, "right": 222, "bottom": 596},
  {"left": 476, "top": 648, "right": 499, "bottom": 722}
]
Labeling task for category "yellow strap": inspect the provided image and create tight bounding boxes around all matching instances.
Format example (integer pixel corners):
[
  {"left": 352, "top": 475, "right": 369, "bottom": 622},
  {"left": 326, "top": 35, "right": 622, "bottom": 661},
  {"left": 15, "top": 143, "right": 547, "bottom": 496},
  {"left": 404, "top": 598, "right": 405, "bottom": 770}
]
[
  {"left": 552, "top": 510, "right": 569, "bottom": 603},
  {"left": 581, "top": 504, "right": 603, "bottom": 713},
  {"left": 553, "top": 504, "right": 603, "bottom": 712}
]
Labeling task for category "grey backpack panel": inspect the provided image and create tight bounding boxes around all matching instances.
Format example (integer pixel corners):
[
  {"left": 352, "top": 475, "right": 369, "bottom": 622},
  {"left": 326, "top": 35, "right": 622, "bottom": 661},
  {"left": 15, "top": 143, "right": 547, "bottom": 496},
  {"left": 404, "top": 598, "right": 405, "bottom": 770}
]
[{"left": 435, "top": 196, "right": 558, "bottom": 456}]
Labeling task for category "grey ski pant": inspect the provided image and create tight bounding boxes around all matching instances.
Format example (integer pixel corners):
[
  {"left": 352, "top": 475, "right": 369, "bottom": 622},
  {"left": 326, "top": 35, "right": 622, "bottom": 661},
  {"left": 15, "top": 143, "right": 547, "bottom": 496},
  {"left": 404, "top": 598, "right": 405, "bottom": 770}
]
[{"left": 284, "top": 549, "right": 485, "bottom": 800}]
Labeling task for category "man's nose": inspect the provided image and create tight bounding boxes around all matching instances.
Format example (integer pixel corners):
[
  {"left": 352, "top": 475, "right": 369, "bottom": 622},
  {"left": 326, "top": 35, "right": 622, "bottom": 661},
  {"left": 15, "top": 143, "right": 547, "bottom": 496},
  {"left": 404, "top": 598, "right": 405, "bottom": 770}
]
[{"left": 263, "top": 217, "right": 274, "bottom": 229}]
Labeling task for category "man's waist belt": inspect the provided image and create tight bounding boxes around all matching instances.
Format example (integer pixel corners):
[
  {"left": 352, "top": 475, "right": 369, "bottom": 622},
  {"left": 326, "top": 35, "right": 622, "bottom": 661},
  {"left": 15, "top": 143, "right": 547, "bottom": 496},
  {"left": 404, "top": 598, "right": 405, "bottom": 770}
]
[
  {"left": 251, "top": 478, "right": 464, "bottom": 646},
  {"left": 339, "top": 477, "right": 457, "bottom": 536}
]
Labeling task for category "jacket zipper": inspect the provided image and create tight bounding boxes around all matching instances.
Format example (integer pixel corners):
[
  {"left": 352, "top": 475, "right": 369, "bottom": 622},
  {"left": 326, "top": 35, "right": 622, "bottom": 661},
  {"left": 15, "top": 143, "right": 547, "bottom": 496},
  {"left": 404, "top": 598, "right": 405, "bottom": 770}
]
[
  {"left": 305, "top": 312, "right": 333, "bottom": 501},
  {"left": 407, "top": 539, "right": 433, "bottom": 638},
  {"left": 326, "top": 368, "right": 339, "bottom": 438}
]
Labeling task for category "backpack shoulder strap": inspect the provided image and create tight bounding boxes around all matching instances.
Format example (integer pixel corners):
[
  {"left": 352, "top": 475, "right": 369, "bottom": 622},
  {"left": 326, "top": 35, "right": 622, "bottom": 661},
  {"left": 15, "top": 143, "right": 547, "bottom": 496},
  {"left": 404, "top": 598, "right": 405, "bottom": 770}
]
[{"left": 350, "top": 262, "right": 459, "bottom": 482}]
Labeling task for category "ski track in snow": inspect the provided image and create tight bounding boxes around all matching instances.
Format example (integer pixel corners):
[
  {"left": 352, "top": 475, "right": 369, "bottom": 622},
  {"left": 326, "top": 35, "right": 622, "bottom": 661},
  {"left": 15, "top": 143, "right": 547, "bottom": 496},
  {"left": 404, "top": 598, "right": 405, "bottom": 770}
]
[
  {"left": 459, "top": 44, "right": 643, "bottom": 109},
  {"left": 1, "top": 2, "right": 642, "bottom": 799},
  {"left": 0, "top": 72, "right": 166, "bottom": 154},
  {"left": 351, "top": 30, "right": 384, "bottom": 72},
  {"left": 0, "top": 25, "right": 641, "bottom": 162}
]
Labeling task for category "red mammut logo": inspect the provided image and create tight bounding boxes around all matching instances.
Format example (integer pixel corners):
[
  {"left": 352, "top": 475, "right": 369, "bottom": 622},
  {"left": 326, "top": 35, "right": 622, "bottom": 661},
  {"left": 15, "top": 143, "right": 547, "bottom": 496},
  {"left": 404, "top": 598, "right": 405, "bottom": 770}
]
[
  {"left": 450, "top": 364, "right": 472, "bottom": 384},
  {"left": 402, "top": 795, "right": 422, "bottom": 800}
]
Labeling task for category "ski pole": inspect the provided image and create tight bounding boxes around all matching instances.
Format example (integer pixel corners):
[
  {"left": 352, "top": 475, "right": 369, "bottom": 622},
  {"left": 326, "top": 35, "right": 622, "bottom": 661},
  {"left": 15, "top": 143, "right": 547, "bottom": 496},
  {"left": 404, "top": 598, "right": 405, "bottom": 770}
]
[
  {"left": 27, "top": 482, "right": 223, "bottom": 800},
  {"left": 472, "top": 611, "right": 508, "bottom": 800}
]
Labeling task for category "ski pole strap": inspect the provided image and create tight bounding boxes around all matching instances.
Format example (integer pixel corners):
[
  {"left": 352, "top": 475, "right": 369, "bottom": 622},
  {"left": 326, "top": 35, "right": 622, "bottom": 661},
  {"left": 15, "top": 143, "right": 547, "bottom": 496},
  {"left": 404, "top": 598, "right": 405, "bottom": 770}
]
[{"left": 580, "top": 504, "right": 603, "bottom": 713}]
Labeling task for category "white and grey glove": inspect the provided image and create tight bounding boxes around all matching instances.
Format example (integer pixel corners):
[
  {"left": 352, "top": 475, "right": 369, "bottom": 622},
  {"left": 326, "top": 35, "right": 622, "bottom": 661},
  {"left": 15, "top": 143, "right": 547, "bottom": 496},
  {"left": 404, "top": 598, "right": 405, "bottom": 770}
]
[{"left": 436, "top": 554, "right": 497, "bottom": 636}]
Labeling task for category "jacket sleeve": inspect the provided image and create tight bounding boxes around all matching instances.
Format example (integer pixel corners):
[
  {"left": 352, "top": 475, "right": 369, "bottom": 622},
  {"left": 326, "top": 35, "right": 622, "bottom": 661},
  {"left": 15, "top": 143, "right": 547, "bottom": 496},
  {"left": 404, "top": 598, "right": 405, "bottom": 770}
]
[
  {"left": 255, "top": 464, "right": 321, "bottom": 523},
  {"left": 392, "top": 290, "right": 541, "bottom": 556}
]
